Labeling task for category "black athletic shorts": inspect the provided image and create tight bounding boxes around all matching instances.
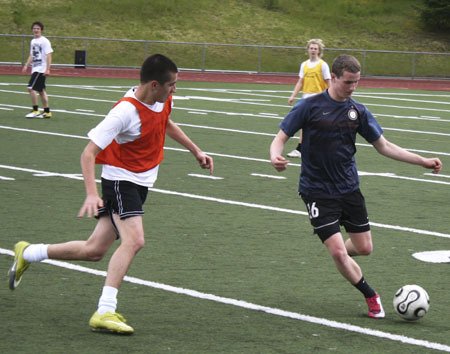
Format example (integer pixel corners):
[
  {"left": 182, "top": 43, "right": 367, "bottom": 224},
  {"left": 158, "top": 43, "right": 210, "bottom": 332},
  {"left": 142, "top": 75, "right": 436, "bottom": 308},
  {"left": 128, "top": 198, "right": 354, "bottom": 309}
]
[
  {"left": 97, "top": 178, "right": 148, "bottom": 220},
  {"left": 301, "top": 189, "right": 370, "bottom": 242},
  {"left": 27, "top": 72, "right": 46, "bottom": 92}
]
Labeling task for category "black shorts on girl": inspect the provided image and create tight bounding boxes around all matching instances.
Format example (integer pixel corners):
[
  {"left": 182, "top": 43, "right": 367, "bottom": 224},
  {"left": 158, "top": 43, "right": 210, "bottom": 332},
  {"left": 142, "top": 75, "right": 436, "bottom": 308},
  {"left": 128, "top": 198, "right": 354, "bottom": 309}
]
[{"left": 301, "top": 189, "right": 370, "bottom": 242}]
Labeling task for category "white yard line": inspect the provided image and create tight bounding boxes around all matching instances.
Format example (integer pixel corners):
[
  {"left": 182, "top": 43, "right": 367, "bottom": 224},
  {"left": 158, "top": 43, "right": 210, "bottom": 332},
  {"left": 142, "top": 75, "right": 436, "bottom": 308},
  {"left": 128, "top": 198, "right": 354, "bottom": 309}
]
[{"left": 1, "top": 247, "right": 449, "bottom": 352}]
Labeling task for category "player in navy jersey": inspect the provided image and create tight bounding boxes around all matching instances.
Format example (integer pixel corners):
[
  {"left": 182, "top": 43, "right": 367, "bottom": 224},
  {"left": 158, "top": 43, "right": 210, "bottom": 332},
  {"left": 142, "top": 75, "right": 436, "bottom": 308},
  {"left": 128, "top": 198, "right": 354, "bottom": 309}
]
[{"left": 270, "top": 54, "right": 442, "bottom": 319}]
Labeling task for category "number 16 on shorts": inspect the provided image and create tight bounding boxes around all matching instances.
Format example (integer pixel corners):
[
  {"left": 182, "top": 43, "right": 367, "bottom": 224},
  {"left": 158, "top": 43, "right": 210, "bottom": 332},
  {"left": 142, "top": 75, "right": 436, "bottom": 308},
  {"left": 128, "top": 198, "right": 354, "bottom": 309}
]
[{"left": 306, "top": 202, "right": 319, "bottom": 219}]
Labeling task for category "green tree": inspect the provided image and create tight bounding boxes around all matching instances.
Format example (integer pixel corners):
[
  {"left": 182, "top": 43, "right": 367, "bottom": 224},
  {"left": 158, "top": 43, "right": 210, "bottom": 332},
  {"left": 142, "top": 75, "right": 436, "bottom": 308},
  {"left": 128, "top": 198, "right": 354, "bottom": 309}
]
[{"left": 419, "top": 0, "right": 450, "bottom": 32}]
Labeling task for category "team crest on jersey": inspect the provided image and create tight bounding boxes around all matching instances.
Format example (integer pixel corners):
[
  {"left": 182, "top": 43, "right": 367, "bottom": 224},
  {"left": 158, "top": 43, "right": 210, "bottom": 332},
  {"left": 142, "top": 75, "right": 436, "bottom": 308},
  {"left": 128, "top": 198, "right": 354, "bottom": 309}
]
[{"left": 347, "top": 108, "right": 358, "bottom": 121}]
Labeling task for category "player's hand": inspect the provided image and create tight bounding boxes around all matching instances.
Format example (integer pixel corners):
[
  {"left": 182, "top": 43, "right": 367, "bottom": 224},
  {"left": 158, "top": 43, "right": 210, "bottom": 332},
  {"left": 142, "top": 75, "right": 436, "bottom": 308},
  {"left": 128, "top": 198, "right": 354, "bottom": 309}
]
[
  {"left": 197, "top": 153, "right": 214, "bottom": 175},
  {"left": 271, "top": 155, "right": 289, "bottom": 172},
  {"left": 78, "top": 194, "right": 104, "bottom": 218},
  {"left": 425, "top": 158, "right": 442, "bottom": 174}
]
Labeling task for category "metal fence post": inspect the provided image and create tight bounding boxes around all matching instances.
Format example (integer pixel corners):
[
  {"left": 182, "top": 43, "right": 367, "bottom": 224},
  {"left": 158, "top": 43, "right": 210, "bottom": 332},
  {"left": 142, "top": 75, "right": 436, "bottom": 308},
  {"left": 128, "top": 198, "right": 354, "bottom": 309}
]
[
  {"left": 257, "top": 46, "right": 262, "bottom": 73},
  {"left": 21, "top": 35, "right": 26, "bottom": 65},
  {"left": 201, "top": 44, "right": 207, "bottom": 72}
]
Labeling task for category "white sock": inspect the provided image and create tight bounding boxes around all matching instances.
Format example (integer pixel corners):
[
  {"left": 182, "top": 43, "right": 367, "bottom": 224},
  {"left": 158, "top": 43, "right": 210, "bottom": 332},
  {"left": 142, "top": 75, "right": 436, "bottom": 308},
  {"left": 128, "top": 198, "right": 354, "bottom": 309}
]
[
  {"left": 97, "top": 286, "right": 118, "bottom": 315},
  {"left": 23, "top": 244, "right": 49, "bottom": 262}
]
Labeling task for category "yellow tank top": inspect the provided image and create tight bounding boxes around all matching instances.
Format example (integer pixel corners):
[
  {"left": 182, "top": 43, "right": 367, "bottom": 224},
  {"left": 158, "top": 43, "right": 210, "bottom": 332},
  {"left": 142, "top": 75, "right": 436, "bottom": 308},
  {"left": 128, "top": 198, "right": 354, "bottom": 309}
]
[{"left": 302, "top": 59, "right": 328, "bottom": 94}]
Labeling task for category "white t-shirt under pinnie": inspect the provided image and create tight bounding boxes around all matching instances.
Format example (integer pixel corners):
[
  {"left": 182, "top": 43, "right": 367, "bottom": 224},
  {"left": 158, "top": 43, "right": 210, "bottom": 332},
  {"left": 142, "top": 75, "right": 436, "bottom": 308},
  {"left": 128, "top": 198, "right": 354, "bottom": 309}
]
[{"left": 88, "top": 87, "right": 169, "bottom": 188}]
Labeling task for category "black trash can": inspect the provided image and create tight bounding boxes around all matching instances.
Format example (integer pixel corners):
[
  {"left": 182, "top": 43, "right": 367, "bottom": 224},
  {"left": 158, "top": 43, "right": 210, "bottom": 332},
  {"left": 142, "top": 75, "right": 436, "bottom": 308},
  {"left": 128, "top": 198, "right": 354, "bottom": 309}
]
[{"left": 74, "top": 50, "right": 86, "bottom": 68}]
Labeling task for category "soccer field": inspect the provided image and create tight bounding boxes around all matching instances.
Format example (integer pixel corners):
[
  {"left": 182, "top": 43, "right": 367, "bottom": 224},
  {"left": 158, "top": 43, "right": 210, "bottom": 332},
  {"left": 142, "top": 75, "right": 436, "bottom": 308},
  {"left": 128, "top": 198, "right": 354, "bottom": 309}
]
[{"left": 1, "top": 75, "right": 450, "bottom": 353}]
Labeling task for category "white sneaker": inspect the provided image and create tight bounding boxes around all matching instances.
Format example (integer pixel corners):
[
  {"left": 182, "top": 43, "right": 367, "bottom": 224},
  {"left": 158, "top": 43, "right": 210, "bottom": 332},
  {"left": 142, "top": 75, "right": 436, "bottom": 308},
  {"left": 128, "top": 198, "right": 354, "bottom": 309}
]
[
  {"left": 287, "top": 149, "right": 301, "bottom": 158},
  {"left": 25, "top": 110, "right": 41, "bottom": 118}
]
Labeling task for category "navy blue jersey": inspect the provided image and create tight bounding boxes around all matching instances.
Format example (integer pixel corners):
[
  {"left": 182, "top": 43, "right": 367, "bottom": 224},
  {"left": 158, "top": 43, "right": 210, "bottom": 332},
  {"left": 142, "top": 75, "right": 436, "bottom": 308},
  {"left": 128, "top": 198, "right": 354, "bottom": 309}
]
[{"left": 280, "top": 90, "right": 383, "bottom": 198}]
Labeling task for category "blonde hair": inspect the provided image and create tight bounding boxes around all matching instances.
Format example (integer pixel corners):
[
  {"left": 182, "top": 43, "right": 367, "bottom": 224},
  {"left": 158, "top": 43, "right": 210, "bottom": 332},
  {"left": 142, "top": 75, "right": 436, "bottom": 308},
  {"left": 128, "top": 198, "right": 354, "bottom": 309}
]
[{"left": 306, "top": 39, "right": 325, "bottom": 58}]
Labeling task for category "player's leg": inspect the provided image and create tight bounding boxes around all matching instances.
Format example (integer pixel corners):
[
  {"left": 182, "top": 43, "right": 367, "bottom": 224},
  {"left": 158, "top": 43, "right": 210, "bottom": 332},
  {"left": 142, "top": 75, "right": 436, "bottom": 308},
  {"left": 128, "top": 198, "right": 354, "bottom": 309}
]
[
  {"left": 8, "top": 217, "right": 117, "bottom": 290},
  {"left": 89, "top": 180, "right": 147, "bottom": 334},
  {"left": 324, "top": 233, "right": 384, "bottom": 318},
  {"left": 104, "top": 214, "right": 145, "bottom": 289},
  {"left": 25, "top": 72, "right": 41, "bottom": 118},
  {"left": 47, "top": 216, "right": 117, "bottom": 260},
  {"left": 323, "top": 232, "right": 363, "bottom": 284},
  {"left": 89, "top": 215, "right": 144, "bottom": 335},
  {"left": 341, "top": 189, "right": 373, "bottom": 256},
  {"left": 345, "top": 230, "right": 373, "bottom": 256},
  {"left": 38, "top": 89, "right": 51, "bottom": 118}
]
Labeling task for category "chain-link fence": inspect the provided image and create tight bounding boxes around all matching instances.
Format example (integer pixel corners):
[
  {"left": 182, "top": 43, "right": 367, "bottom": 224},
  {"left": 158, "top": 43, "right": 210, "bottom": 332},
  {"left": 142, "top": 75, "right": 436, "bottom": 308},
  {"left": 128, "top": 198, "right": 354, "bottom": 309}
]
[{"left": 1, "top": 34, "right": 449, "bottom": 79}]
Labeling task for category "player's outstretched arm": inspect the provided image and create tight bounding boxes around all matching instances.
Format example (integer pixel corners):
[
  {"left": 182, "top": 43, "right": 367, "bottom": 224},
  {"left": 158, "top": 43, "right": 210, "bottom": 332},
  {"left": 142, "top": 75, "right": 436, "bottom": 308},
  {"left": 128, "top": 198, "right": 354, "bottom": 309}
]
[
  {"left": 166, "top": 119, "right": 214, "bottom": 174},
  {"left": 372, "top": 135, "right": 442, "bottom": 174}
]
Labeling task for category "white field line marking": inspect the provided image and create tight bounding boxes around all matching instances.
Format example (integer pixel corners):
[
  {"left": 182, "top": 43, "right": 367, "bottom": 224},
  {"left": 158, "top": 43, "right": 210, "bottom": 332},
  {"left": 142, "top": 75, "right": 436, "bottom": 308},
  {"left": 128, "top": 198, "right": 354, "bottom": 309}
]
[
  {"left": 1, "top": 92, "right": 449, "bottom": 123},
  {"left": 424, "top": 173, "right": 450, "bottom": 179},
  {"left": 2, "top": 87, "right": 450, "bottom": 116},
  {"left": 3, "top": 124, "right": 450, "bottom": 175},
  {"left": 251, "top": 173, "right": 286, "bottom": 180},
  {"left": 183, "top": 87, "right": 450, "bottom": 99},
  {"left": 188, "top": 173, "right": 223, "bottom": 180},
  {"left": 1, "top": 248, "right": 449, "bottom": 353},
  {"left": 188, "top": 111, "right": 208, "bottom": 115},
  {"left": 1, "top": 163, "right": 450, "bottom": 239},
  {"left": 0, "top": 176, "right": 15, "bottom": 180},
  {"left": 75, "top": 109, "right": 96, "bottom": 113},
  {"left": 383, "top": 127, "right": 450, "bottom": 137},
  {"left": 3, "top": 84, "right": 450, "bottom": 101},
  {"left": 375, "top": 113, "right": 450, "bottom": 123},
  {"left": 354, "top": 94, "right": 450, "bottom": 106}
]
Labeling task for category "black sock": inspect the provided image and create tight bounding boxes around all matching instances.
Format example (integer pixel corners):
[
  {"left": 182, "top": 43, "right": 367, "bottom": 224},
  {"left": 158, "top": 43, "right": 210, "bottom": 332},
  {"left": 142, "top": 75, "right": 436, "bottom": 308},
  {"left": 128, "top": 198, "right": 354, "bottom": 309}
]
[
  {"left": 353, "top": 277, "right": 376, "bottom": 298},
  {"left": 44, "top": 107, "right": 50, "bottom": 113},
  {"left": 33, "top": 105, "right": 38, "bottom": 111}
]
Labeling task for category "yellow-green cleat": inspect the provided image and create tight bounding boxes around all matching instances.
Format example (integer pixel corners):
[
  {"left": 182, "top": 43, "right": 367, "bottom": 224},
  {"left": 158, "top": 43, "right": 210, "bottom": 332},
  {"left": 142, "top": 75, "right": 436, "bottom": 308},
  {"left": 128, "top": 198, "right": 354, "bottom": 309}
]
[
  {"left": 89, "top": 311, "right": 134, "bottom": 335},
  {"left": 38, "top": 112, "right": 52, "bottom": 119},
  {"left": 8, "top": 241, "right": 30, "bottom": 290}
]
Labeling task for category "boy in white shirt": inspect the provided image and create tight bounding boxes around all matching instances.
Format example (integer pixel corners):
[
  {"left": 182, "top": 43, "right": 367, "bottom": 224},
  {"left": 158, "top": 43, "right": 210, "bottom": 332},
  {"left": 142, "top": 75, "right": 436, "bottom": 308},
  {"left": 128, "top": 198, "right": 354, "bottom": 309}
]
[{"left": 22, "top": 21, "right": 53, "bottom": 119}]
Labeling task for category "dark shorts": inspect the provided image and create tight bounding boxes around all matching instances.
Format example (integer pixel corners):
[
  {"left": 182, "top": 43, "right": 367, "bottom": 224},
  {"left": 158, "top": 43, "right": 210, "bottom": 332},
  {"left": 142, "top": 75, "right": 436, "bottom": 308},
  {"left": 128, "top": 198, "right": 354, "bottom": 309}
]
[
  {"left": 301, "top": 189, "right": 370, "bottom": 242},
  {"left": 98, "top": 178, "right": 148, "bottom": 219},
  {"left": 27, "top": 72, "right": 46, "bottom": 92}
]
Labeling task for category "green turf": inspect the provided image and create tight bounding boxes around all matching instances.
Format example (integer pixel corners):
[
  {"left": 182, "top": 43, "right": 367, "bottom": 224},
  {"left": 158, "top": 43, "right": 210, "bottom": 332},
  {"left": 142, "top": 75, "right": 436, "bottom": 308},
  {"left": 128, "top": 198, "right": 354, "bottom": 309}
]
[{"left": 1, "top": 75, "right": 450, "bottom": 353}]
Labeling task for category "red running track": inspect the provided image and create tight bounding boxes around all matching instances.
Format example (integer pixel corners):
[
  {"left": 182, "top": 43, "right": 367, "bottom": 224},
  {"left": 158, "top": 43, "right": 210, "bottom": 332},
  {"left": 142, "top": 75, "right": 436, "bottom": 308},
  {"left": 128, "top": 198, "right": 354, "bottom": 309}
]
[{"left": 1, "top": 65, "right": 449, "bottom": 91}]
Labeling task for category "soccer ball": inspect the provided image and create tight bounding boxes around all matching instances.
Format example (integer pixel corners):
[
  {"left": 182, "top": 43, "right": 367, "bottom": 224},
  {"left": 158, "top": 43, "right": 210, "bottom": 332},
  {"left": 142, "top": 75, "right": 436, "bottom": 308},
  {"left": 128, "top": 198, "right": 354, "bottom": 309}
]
[{"left": 393, "top": 285, "right": 430, "bottom": 321}]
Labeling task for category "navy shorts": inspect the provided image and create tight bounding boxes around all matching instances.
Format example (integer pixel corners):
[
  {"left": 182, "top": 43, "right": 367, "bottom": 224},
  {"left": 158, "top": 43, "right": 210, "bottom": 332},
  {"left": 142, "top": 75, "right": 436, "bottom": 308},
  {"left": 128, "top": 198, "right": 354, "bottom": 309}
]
[
  {"left": 301, "top": 189, "right": 370, "bottom": 242},
  {"left": 27, "top": 72, "right": 46, "bottom": 92},
  {"left": 97, "top": 178, "right": 148, "bottom": 220}
]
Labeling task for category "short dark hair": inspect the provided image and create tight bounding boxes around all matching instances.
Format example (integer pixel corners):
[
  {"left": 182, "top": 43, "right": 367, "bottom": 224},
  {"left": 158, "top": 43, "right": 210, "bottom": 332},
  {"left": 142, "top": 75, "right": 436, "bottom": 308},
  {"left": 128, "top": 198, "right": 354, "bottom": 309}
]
[
  {"left": 140, "top": 54, "right": 178, "bottom": 84},
  {"left": 31, "top": 21, "right": 44, "bottom": 31},
  {"left": 331, "top": 54, "right": 361, "bottom": 78}
]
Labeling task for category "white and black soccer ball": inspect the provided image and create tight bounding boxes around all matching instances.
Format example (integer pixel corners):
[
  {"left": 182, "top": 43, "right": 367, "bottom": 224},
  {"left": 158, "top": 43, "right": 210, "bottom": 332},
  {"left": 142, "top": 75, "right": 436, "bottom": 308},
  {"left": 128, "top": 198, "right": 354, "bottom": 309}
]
[{"left": 393, "top": 284, "right": 430, "bottom": 321}]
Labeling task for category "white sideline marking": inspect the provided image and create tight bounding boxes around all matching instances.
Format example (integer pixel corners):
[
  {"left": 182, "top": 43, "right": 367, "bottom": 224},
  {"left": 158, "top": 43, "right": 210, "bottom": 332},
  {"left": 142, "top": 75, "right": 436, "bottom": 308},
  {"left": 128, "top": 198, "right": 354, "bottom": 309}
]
[
  {"left": 188, "top": 173, "right": 223, "bottom": 180},
  {"left": 1, "top": 163, "right": 450, "bottom": 239},
  {"left": 188, "top": 111, "right": 208, "bottom": 115},
  {"left": 251, "top": 173, "right": 286, "bottom": 180},
  {"left": 424, "top": 173, "right": 450, "bottom": 179},
  {"left": 1, "top": 247, "right": 449, "bottom": 352},
  {"left": 0, "top": 176, "right": 15, "bottom": 180}
]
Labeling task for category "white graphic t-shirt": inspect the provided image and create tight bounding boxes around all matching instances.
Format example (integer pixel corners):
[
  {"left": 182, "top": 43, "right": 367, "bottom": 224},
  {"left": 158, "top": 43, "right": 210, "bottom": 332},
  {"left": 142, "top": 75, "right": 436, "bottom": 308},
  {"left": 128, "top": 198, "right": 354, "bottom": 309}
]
[{"left": 30, "top": 36, "right": 53, "bottom": 73}]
